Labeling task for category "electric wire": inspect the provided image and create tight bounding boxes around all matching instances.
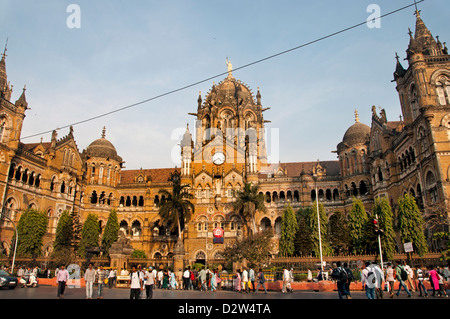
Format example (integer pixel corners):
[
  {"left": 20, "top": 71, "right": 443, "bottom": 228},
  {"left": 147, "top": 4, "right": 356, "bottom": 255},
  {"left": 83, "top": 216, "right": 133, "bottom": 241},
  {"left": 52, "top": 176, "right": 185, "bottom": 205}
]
[{"left": 18, "top": 0, "right": 424, "bottom": 141}]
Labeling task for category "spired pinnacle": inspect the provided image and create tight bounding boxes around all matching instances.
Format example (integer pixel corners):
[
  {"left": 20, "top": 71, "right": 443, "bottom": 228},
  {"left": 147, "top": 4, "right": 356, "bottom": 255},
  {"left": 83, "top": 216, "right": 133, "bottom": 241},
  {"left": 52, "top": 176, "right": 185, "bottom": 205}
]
[
  {"left": 354, "top": 109, "right": 360, "bottom": 123},
  {"left": 101, "top": 126, "right": 106, "bottom": 139}
]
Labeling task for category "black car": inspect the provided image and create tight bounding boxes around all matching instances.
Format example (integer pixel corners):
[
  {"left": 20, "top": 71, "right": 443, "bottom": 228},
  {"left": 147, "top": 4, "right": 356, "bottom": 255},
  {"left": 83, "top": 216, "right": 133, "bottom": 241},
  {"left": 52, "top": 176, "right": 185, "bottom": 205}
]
[{"left": 0, "top": 270, "right": 18, "bottom": 289}]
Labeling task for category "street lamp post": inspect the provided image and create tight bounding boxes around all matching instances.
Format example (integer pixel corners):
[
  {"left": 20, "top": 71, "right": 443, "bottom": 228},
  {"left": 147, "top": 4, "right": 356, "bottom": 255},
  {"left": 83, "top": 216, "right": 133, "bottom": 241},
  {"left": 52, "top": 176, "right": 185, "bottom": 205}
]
[
  {"left": 313, "top": 174, "right": 324, "bottom": 272},
  {"left": 0, "top": 209, "right": 18, "bottom": 273},
  {"left": 375, "top": 213, "right": 384, "bottom": 270}
]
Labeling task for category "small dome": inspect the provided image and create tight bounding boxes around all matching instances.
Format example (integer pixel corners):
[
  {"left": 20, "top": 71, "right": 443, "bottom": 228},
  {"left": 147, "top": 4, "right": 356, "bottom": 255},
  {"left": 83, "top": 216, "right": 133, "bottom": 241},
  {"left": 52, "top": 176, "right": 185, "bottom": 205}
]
[
  {"left": 342, "top": 122, "right": 370, "bottom": 146},
  {"left": 86, "top": 127, "right": 122, "bottom": 162}
]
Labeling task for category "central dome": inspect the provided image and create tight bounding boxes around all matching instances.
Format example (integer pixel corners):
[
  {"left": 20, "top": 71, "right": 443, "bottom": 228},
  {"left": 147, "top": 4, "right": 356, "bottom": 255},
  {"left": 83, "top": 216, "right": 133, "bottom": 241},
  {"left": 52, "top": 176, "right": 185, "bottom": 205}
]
[
  {"left": 85, "top": 127, "right": 122, "bottom": 162},
  {"left": 342, "top": 122, "right": 371, "bottom": 146}
]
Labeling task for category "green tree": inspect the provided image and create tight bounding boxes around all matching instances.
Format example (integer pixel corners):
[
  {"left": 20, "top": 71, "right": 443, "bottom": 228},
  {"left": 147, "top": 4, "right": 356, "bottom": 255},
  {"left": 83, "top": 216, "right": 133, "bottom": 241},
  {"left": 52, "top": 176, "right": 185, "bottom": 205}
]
[
  {"left": 348, "top": 197, "right": 368, "bottom": 254},
  {"left": 102, "top": 209, "right": 120, "bottom": 255},
  {"left": 372, "top": 197, "right": 397, "bottom": 260},
  {"left": 131, "top": 249, "right": 147, "bottom": 258},
  {"left": 52, "top": 210, "right": 82, "bottom": 266},
  {"left": 278, "top": 203, "right": 298, "bottom": 257},
  {"left": 328, "top": 211, "right": 350, "bottom": 255},
  {"left": 15, "top": 209, "right": 48, "bottom": 258},
  {"left": 397, "top": 194, "right": 428, "bottom": 256},
  {"left": 309, "top": 201, "right": 331, "bottom": 257},
  {"left": 53, "top": 211, "right": 73, "bottom": 252},
  {"left": 294, "top": 207, "right": 313, "bottom": 256},
  {"left": 221, "top": 229, "right": 273, "bottom": 267},
  {"left": 78, "top": 213, "right": 100, "bottom": 257},
  {"left": 158, "top": 172, "right": 195, "bottom": 242},
  {"left": 233, "top": 183, "right": 267, "bottom": 235}
]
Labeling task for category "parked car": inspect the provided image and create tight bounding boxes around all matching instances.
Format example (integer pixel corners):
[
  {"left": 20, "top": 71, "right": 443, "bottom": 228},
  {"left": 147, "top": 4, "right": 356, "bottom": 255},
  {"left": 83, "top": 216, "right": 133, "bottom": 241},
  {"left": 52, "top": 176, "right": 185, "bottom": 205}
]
[{"left": 0, "top": 270, "right": 18, "bottom": 289}]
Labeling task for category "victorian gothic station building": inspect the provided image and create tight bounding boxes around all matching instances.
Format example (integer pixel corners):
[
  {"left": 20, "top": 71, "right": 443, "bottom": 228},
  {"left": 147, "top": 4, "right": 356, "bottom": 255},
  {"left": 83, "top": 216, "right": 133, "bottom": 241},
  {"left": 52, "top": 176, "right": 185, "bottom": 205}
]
[{"left": 0, "top": 11, "right": 449, "bottom": 262}]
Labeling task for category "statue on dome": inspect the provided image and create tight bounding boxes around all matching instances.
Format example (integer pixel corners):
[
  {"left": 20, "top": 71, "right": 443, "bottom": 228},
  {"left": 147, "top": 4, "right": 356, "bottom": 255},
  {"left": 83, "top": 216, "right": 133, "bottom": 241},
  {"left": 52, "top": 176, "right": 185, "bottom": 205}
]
[{"left": 226, "top": 57, "right": 233, "bottom": 78}]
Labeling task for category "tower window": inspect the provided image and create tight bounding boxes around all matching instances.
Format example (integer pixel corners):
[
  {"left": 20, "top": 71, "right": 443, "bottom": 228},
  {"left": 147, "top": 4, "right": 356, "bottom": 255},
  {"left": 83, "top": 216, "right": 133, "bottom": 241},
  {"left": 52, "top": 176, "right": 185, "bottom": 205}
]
[{"left": 436, "top": 76, "right": 450, "bottom": 105}]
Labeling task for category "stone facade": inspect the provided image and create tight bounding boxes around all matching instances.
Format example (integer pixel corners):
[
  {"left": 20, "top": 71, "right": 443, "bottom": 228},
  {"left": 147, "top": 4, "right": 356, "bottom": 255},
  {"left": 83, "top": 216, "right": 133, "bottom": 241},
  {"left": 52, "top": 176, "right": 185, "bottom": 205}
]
[{"left": 0, "top": 12, "right": 448, "bottom": 265}]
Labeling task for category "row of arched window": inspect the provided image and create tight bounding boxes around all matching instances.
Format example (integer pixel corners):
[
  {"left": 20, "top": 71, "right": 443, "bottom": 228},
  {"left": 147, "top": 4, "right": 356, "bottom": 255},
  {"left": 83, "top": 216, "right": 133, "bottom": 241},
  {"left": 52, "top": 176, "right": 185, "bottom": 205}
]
[
  {"left": 262, "top": 190, "right": 300, "bottom": 203},
  {"left": 398, "top": 146, "right": 416, "bottom": 172},
  {"left": 91, "top": 191, "right": 114, "bottom": 205},
  {"left": 119, "top": 195, "right": 144, "bottom": 207},
  {"left": 8, "top": 163, "right": 41, "bottom": 188},
  {"left": 344, "top": 181, "right": 369, "bottom": 198},
  {"left": 311, "top": 188, "right": 341, "bottom": 202}
]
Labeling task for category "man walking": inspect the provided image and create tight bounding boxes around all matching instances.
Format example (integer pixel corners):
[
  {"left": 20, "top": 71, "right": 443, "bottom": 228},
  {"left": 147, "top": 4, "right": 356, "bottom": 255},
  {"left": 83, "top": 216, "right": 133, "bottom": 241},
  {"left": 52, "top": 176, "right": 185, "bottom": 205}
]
[
  {"left": 198, "top": 267, "right": 207, "bottom": 291},
  {"left": 249, "top": 267, "right": 255, "bottom": 292},
  {"left": 331, "top": 262, "right": 350, "bottom": 299},
  {"left": 416, "top": 265, "right": 428, "bottom": 297},
  {"left": 144, "top": 267, "right": 155, "bottom": 299},
  {"left": 361, "top": 262, "right": 376, "bottom": 299},
  {"left": 282, "top": 266, "right": 290, "bottom": 293},
  {"left": 183, "top": 267, "right": 190, "bottom": 290},
  {"left": 242, "top": 268, "right": 249, "bottom": 293},
  {"left": 56, "top": 264, "right": 69, "bottom": 299},
  {"left": 96, "top": 265, "right": 107, "bottom": 299},
  {"left": 371, "top": 261, "right": 385, "bottom": 299},
  {"left": 84, "top": 263, "right": 96, "bottom": 299},
  {"left": 404, "top": 261, "right": 416, "bottom": 293},
  {"left": 255, "top": 268, "right": 268, "bottom": 294},
  {"left": 129, "top": 266, "right": 143, "bottom": 299},
  {"left": 395, "top": 260, "right": 412, "bottom": 298}
]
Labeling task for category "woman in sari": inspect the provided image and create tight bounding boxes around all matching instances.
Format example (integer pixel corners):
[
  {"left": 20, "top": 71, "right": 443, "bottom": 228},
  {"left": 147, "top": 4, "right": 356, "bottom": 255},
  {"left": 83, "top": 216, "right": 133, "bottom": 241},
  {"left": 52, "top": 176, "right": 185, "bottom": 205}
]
[
  {"left": 234, "top": 270, "right": 241, "bottom": 292},
  {"left": 211, "top": 269, "right": 217, "bottom": 292},
  {"left": 170, "top": 271, "right": 178, "bottom": 289},
  {"left": 162, "top": 270, "right": 169, "bottom": 289}
]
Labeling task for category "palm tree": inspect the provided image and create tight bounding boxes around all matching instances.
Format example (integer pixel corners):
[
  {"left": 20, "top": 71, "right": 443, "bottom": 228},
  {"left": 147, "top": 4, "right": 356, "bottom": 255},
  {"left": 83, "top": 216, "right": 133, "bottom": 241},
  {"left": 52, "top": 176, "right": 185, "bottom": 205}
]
[
  {"left": 157, "top": 172, "right": 195, "bottom": 242},
  {"left": 232, "top": 182, "right": 267, "bottom": 235}
]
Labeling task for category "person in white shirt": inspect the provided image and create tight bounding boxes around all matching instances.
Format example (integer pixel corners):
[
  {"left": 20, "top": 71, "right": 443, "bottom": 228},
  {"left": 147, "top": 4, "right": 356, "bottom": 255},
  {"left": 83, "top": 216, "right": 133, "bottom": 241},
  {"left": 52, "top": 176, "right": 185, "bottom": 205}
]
[
  {"left": 282, "top": 267, "right": 290, "bottom": 293},
  {"left": 361, "top": 262, "right": 376, "bottom": 299},
  {"left": 415, "top": 265, "right": 428, "bottom": 297},
  {"left": 144, "top": 267, "right": 155, "bottom": 299},
  {"left": 183, "top": 268, "right": 190, "bottom": 290},
  {"left": 371, "top": 262, "right": 385, "bottom": 299},
  {"left": 157, "top": 270, "right": 164, "bottom": 289},
  {"left": 129, "top": 266, "right": 142, "bottom": 299},
  {"left": 404, "top": 262, "right": 416, "bottom": 292},
  {"left": 242, "top": 268, "right": 249, "bottom": 293}
]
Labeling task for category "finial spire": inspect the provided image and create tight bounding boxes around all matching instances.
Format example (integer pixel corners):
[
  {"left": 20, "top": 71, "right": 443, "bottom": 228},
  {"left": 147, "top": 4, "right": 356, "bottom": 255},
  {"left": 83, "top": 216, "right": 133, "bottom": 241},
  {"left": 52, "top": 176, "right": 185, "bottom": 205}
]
[
  {"left": 101, "top": 126, "right": 106, "bottom": 138},
  {"left": 413, "top": 0, "right": 421, "bottom": 17},
  {"left": 354, "top": 109, "right": 360, "bottom": 123},
  {"left": 1, "top": 38, "right": 7, "bottom": 60}
]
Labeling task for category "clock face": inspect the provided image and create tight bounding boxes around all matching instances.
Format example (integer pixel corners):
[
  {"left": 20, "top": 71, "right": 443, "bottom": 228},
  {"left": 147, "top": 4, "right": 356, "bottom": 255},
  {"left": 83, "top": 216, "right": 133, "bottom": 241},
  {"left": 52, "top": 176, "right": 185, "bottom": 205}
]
[{"left": 212, "top": 152, "right": 226, "bottom": 165}]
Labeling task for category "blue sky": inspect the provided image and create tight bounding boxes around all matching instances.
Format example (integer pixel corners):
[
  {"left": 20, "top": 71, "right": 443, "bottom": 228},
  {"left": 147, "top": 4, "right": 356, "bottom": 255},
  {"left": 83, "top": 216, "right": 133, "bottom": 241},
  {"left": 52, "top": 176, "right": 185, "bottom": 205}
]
[{"left": 1, "top": 0, "right": 449, "bottom": 169}]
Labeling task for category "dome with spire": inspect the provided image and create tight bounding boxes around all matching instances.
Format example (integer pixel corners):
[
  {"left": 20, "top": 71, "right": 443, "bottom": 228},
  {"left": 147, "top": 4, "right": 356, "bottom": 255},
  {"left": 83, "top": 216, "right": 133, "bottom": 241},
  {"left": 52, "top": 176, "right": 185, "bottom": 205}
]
[
  {"left": 339, "top": 110, "right": 370, "bottom": 149},
  {"left": 85, "top": 127, "right": 122, "bottom": 162}
]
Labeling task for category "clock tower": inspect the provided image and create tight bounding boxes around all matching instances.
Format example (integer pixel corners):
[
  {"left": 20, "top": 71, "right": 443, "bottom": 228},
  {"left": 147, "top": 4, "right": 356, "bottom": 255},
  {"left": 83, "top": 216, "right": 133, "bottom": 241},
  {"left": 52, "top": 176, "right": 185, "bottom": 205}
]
[{"left": 182, "top": 61, "right": 269, "bottom": 194}]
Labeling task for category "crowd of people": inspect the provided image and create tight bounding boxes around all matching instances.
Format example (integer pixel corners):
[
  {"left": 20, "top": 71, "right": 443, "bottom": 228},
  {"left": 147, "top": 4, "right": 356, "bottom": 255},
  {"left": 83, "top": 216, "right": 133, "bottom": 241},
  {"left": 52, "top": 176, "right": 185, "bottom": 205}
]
[
  {"left": 329, "top": 260, "right": 449, "bottom": 299},
  {"left": 3, "top": 261, "right": 449, "bottom": 299}
]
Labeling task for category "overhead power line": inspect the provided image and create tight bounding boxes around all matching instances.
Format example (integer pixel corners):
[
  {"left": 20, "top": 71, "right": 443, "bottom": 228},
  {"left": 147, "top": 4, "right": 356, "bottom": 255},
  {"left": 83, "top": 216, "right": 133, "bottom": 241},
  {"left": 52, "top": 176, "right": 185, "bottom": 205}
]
[{"left": 20, "top": 0, "right": 424, "bottom": 141}]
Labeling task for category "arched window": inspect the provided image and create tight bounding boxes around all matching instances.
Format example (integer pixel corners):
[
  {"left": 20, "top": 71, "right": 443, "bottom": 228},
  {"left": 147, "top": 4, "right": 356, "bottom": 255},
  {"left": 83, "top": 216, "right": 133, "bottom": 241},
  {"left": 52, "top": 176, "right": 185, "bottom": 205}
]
[
  {"left": 0, "top": 117, "right": 8, "bottom": 143},
  {"left": 359, "top": 181, "right": 368, "bottom": 196},
  {"left": 425, "top": 171, "right": 439, "bottom": 204},
  {"left": 436, "top": 75, "right": 450, "bottom": 105},
  {"left": 410, "top": 84, "right": 419, "bottom": 119},
  {"left": 90, "top": 191, "right": 98, "bottom": 204}
]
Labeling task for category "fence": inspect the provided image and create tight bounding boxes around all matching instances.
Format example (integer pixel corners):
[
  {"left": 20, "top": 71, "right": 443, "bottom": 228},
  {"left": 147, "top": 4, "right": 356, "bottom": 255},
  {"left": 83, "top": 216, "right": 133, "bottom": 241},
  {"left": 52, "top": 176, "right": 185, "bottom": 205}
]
[{"left": 0, "top": 252, "right": 445, "bottom": 276}]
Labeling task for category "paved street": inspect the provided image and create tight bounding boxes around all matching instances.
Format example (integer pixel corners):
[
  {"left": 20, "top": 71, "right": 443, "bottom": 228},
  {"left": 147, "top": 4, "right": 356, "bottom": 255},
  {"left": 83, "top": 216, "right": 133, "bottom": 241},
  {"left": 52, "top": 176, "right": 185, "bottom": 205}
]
[{"left": 1, "top": 285, "right": 445, "bottom": 300}]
